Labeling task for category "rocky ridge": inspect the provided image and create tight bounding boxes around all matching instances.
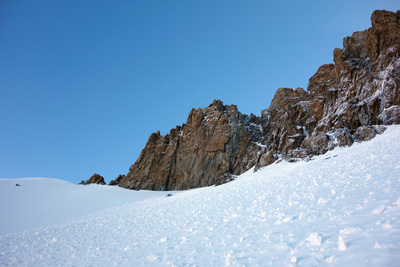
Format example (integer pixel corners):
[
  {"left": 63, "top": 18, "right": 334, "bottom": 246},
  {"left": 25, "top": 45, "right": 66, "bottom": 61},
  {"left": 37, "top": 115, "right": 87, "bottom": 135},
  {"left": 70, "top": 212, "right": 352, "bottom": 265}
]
[{"left": 118, "top": 10, "right": 400, "bottom": 191}]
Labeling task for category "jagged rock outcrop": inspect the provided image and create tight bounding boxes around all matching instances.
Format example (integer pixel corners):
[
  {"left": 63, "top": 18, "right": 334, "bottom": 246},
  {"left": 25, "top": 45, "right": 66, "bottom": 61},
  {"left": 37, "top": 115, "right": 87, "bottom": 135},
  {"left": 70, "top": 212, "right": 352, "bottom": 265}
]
[
  {"left": 118, "top": 100, "right": 261, "bottom": 190},
  {"left": 118, "top": 10, "right": 400, "bottom": 191},
  {"left": 254, "top": 9, "right": 399, "bottom": 169},
  {"left": 109, "top": 175, "right": 125, "bottom": 186},
  {"left": 80, "top": 173, "right": 106, "bottom": 185}
]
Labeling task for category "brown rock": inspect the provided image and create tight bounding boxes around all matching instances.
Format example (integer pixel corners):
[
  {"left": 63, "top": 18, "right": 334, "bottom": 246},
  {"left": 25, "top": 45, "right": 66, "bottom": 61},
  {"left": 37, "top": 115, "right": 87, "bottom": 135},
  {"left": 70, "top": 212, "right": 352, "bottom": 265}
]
[
  {"left": 84, "top": 173, "right": 106, "bottom": 185},
  {"left": 253, "top": 10, "right": 399, "bottom": 170},
  {"left": 254, "top": 151, "right": 275, "bottom": 171},
  {"left": 109, "top": 174, "right": 125, "bottom": 186},
  {"left": 118, "top": 10, "right": 400, "bottom": 190},
  {"left": 118, "top": 100, "right": 261, "bottom": 191},
  {"left": 256, "top": 87, "right": 312, "bottom": 164},
  {"left": 366, "top": 10, "right": 400, "bottom": 61}
]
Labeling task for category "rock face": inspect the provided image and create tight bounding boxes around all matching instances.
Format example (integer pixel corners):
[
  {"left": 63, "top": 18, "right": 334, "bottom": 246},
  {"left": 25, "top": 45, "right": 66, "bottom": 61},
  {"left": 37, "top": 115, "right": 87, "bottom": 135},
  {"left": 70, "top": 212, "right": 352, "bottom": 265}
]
[
  {"left": 254, "top": 9, "right": 399, "bottom": 166},
  {"left": 118, "top": 10, "right": 400, "bottom": 191},
  {"left": 80, "top": 173, "right": 106, "bottom": 185},
  {"left": 118, "top": 100, "right": 261, "bottom": 190}
]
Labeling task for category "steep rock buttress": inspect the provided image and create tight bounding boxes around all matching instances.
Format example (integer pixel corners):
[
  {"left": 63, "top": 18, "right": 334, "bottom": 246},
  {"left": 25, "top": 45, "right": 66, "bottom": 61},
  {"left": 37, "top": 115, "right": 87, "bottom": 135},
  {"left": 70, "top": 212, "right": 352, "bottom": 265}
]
[{"left": 118, "top": 100, "right": 261, "bottom": 190}]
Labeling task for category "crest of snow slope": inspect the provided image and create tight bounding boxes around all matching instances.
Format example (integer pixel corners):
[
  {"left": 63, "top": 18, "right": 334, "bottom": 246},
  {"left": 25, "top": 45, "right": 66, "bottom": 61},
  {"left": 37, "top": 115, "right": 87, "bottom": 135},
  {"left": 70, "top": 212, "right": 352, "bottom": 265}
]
[
  {"left": 0, "top": 178, "right": 171, "bottom": 235},
  {"left": 1, "top": 125, "right": 400, "bottom": 266}
]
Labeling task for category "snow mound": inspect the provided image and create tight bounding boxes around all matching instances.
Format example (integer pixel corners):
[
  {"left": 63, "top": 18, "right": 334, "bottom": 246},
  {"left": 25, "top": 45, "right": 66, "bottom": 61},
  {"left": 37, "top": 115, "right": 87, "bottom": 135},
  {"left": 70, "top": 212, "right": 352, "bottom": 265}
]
[
  {"left": 1, "top": 125, "right": 400, "bottom": 266},
  {"left": 0, "top": 178, "right": 171, "bottom": 235}
]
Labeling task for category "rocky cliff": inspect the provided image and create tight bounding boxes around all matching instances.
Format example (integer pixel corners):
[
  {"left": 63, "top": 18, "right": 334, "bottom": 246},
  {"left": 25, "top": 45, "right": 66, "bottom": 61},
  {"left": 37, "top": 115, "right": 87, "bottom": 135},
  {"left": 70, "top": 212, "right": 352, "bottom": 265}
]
[
  {"left": 118, "top": 100, "right": 262, "bottom": 190},
  {"left": 118, "top": 10, "right": 400, "bottom": 191}
]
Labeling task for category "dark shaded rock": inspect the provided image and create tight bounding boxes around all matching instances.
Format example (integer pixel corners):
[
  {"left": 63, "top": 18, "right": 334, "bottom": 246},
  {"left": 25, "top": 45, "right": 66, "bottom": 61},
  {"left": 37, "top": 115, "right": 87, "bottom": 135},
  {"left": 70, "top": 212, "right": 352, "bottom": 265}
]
[
  {"left": 214, "top": 173, "right": 238, "bottom": 186},
  {"left": 109, "top": 174, "right": 125, "bottom": 186},
  {"left": 379, "top": 106, "right": 400, "bottom": 125},
  {"left": 255, "top": 151, "right": 275, "bottom": 172},
  {"left": 256, "top": 87, "right": 313, "bottom": 163},
  {"left": 330, "top": 128, "right": 354, "bottom": 147},
  {"left": 354, "top": 125, "right": 388, "bottom": 142},
  {"left": 344, "top": 31, "right": 368, "bottom": 59},
  {"left": 354, "top": 126, "right": 376, "bottom": 142},
  {"left": 84, "top": 173, "right": 106, "bottom": 185}
]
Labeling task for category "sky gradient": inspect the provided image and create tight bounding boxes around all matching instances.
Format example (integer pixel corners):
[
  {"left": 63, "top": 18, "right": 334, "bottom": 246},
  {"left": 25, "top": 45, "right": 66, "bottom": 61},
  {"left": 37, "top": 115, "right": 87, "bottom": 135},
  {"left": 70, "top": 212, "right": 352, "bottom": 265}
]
[{"left": 1, "top": 1, "right": 398, "bottom": 183}]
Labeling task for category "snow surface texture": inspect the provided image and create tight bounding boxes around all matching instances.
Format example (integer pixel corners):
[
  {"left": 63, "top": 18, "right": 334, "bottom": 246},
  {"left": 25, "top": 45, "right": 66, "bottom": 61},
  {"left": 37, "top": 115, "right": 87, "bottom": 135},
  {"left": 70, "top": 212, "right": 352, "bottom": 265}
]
[{"left": 1, "top": 125, "right": 400, "bottom": 266}]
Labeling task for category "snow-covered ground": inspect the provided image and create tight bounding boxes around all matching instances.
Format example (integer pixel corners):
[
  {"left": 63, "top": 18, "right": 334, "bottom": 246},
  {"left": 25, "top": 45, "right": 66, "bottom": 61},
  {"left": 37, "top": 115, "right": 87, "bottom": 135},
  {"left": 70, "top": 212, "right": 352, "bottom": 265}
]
[
  {"left": 1, "top": 125, "right": 400, "bottom": 266},
  {"left": 0, "top": 178, "right": 171, "bottom": 235}
]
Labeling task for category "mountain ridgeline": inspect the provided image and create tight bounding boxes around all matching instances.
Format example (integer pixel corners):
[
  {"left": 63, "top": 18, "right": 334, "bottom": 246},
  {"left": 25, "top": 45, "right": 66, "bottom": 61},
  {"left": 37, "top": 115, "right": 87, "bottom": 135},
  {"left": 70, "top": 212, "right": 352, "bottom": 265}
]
[{"left": 113, "top": 10, "right": 400, "bottom": 191}]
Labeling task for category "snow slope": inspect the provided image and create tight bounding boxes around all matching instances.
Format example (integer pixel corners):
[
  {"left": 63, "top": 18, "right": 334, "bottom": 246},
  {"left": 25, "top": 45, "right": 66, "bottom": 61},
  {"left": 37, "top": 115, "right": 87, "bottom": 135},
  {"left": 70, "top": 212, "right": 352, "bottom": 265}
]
[
  {"left": 1, "top": 125, "right": 400, "bottom": 266},
  {"left": 0, "top": 178, "right": 172, "bottom": 235}
]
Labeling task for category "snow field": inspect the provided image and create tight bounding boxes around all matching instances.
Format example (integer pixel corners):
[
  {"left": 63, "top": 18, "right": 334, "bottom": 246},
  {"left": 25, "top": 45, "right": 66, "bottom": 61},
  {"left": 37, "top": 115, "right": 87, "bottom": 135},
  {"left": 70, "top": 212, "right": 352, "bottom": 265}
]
[
  {"left": 1, "top": 125, "right": 400, "bottom": 266},
  {"left": 0, "top": 178, "right": 170, "bottom": 235}
]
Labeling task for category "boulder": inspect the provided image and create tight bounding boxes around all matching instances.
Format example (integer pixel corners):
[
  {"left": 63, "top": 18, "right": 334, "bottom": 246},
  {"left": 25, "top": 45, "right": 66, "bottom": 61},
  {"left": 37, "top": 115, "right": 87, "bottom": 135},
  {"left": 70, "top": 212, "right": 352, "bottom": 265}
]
[{"left": 82, "top": 173, "right": 106, "bottom": 185}]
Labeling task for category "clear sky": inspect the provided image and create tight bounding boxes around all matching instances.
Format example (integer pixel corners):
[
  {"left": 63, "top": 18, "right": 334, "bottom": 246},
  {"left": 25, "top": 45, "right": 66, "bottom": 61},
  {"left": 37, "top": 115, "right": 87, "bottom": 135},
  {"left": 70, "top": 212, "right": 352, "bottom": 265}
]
[{"left": 0, "top": 1, "right": 398, "bottom": 184}]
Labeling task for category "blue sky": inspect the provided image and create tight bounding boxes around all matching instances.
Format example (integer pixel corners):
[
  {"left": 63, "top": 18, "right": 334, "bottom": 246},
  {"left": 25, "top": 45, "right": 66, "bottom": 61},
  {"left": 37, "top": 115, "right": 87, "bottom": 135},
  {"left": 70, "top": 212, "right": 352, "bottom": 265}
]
[{"left": 0, "top": 1, "right": 398, "bottom": 184}]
